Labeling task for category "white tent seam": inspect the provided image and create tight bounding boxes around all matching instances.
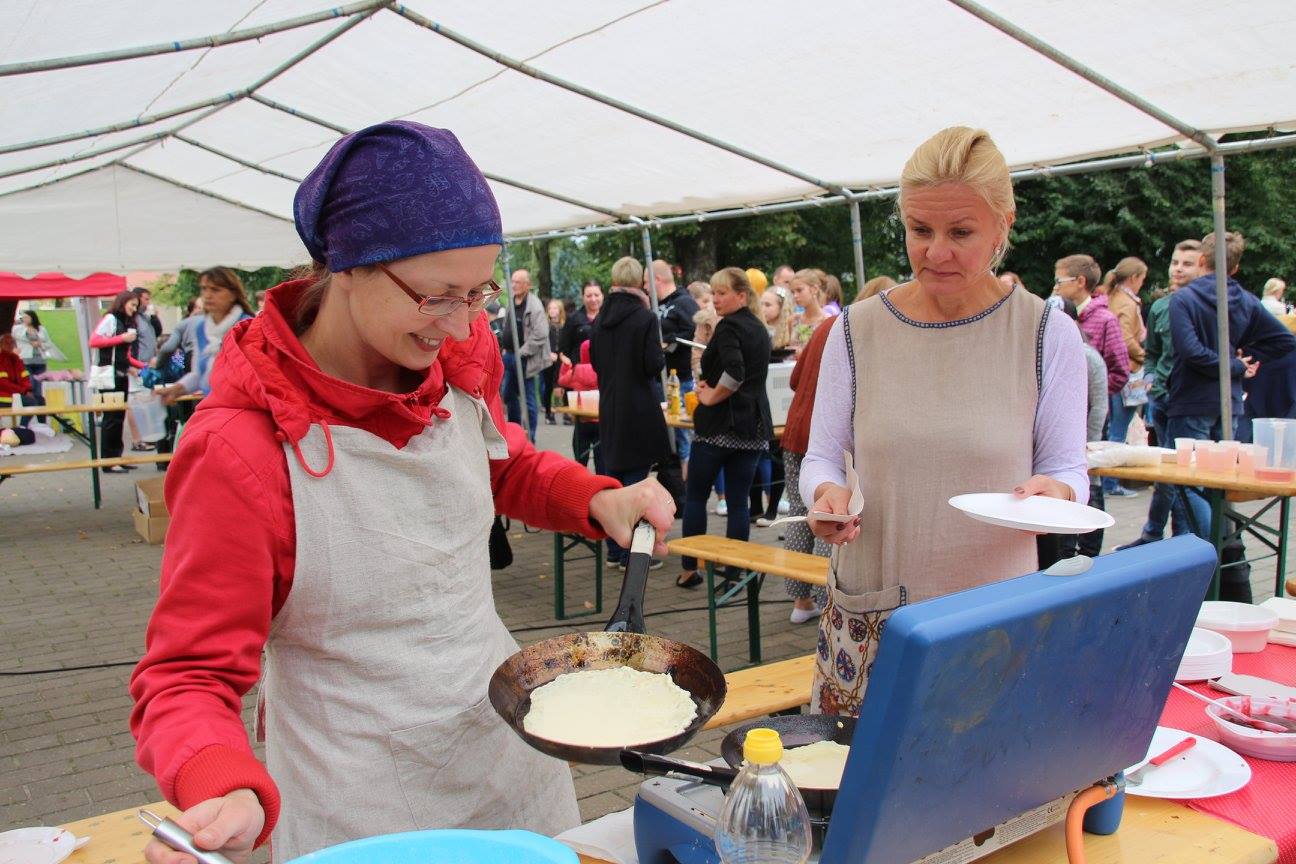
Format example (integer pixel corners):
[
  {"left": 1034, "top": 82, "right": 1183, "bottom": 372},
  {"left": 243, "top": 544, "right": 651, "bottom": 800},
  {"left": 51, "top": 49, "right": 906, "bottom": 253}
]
[
  {"left": 117, "top": 163, "right": 293, "bottom": 224},
  {"left": 248, "top": 93, "right": 632, "bottom": 219},
  {"left": 389, "top": 4, "right": 852, "bottom": 197}
]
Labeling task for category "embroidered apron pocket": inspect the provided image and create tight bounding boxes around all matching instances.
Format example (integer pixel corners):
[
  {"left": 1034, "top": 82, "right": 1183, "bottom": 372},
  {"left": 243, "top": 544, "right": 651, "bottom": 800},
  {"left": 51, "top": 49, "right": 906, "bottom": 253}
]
[{"left": 813, "top": 560, "right": 906, "bottom": 717}]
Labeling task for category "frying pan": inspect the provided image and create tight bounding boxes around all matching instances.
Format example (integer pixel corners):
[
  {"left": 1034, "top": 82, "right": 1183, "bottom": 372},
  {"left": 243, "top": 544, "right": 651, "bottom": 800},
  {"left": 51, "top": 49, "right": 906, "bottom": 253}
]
[
  {"left": 489, "top": 521, "right": 727, "bottom": 765},
  {"left": 620, "top": 714, "right": 856, "bottom": 822}
]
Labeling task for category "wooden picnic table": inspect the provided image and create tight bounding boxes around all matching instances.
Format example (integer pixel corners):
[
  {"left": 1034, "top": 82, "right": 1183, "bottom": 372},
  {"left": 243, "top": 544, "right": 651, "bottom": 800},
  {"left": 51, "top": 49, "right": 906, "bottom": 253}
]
[
  {"left": 59, "top": 649, "right": 1277, "bottom": 864},
  {"left": 0, "top": 394, "right": 199, "bottom": 508},
  {"left": 1090, "top": 461, "right": 1295, "bottom": 599},
  {"left": 554, "top": 403, "right": 785, "bottom": 437}
]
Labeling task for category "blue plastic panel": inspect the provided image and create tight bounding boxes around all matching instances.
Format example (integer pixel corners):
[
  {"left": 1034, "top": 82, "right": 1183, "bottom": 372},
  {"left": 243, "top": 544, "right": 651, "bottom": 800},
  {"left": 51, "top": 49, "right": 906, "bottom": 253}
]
[
  {"left": 821, "top": 536, "right": 1216, "bottom": 864},
  {"left": 286, "top": 829, "right": 579, "bottom": 864}
]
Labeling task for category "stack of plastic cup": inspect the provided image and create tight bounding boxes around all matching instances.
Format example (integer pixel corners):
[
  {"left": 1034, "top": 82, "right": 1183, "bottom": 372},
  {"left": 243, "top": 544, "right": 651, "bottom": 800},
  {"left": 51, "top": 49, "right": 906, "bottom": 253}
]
[{"left": 1175, "top": 438, "right": 1195, "bottom": 467}]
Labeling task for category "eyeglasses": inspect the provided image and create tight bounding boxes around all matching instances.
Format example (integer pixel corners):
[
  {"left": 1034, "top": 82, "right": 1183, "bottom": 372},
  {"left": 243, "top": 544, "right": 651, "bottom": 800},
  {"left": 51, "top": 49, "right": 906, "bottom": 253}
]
[
  {"left": 376, "top": 262, "right": 504, "bottom": 317},
  {"left": 1053, "top": 276, "right": 1079, "bottom": 286}
]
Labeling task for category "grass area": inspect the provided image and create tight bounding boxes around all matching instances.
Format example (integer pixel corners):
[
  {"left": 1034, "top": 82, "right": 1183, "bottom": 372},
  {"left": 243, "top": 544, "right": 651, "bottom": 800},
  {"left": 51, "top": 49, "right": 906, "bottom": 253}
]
[{"left": 32, "top": 308, "right": 83, "bottom": 371}]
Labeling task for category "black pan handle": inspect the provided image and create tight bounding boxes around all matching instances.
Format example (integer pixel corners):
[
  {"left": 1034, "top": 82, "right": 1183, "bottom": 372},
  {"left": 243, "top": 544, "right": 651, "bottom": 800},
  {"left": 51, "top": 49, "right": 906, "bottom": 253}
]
[
  {"left": 620, "top": 749, "right": 739, "bottom": 788},
  {"left": 605, "top": 520, "right": 655, "bottom": 634}
]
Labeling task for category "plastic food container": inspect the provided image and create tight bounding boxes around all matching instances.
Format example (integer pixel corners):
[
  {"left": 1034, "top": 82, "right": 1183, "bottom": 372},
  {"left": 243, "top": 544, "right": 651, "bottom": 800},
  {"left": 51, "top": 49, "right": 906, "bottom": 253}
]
[
  {"left": 1196, "top": 601, "right": 1280, "bottom": 653},
  {"left": 1206, "top": 696, "right": 1296, "bottom": 761}
]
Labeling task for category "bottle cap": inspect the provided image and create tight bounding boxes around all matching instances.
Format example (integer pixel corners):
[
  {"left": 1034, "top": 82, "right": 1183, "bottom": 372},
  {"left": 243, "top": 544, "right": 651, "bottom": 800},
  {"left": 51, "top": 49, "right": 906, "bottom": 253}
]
[{"left": 742, "top": 728, "right": 783, "bottom": 765}]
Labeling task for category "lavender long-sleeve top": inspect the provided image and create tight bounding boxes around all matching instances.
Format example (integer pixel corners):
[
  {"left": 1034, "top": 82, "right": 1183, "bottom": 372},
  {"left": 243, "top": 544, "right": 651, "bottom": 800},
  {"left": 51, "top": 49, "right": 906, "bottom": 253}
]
[{"left": 800, "top": 309, "right": 1090, "bottom": 506}]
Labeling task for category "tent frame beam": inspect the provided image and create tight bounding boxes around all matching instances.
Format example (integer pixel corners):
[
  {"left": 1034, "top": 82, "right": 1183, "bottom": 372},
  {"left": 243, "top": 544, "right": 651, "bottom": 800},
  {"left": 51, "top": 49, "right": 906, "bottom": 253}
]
[
  {"left": 389, "top": 4, "right": 850, "bottom": 197},
  {"left": 0, "top": 1, "right": 391, "bottom": 77},
  {"left": 119, "top": 163, "right": 293, "bottom": 223},
  {"left": 505, "top": 133, "right": 1296, "bottom": 242},
  {"left": 250, "top": 94, "right": 631, "bottom": 219},
  {"left": 0, "top": 4, "right": 385, "bottom": 159}
]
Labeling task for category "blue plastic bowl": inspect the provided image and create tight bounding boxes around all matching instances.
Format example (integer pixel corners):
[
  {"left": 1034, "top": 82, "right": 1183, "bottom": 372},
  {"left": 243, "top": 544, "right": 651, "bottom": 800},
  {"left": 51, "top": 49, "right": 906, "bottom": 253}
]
[{"left": 284, "top": 829, "right": 579, "bottom": 864}]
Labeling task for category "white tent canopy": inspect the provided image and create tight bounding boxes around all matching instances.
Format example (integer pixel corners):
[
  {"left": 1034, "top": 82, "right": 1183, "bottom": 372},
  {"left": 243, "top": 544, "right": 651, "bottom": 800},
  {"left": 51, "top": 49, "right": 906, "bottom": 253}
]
[{"left": 1, "top": 0, "right": 1294, "bottom": 274}]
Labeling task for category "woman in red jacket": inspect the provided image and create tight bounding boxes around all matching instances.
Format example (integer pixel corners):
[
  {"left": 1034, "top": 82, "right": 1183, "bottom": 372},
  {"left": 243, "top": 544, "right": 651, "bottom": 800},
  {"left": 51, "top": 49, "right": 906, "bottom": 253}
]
[
  {"left": 130, "top": 122, "right": 674, "bottom": 864},
  {"left": 0, "top": 333, "right": 32, "bottom": 409}
]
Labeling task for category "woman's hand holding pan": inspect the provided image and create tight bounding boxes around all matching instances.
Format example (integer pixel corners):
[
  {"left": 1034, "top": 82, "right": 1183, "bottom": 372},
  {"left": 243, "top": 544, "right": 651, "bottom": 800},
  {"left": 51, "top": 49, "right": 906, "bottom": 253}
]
[{"left": 590, "top": 478, "right": 676, "bottom": 557}]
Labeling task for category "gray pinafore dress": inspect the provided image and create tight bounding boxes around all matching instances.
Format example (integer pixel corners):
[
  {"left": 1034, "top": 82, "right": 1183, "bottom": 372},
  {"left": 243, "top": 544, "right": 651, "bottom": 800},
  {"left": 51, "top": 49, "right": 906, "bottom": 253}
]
[{"left": 813, "top": 287, "right": 1050, "bottom": 716}]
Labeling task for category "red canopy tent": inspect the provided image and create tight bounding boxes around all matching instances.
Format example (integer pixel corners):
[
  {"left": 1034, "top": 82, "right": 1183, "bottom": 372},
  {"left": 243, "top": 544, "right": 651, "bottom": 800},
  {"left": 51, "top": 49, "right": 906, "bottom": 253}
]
[{"left": 0, "top": 272, "right": 125, "bottom": 300}]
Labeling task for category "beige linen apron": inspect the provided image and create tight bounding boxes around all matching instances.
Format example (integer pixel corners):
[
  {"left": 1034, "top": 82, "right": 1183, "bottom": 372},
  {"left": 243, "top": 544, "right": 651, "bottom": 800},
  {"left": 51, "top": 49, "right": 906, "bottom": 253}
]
[
  {"left": 812, "top": 288, "right": 1049, "bottom": 717},
  {"left": 263, "top": 385, "right": 579, "bottom": 861}
]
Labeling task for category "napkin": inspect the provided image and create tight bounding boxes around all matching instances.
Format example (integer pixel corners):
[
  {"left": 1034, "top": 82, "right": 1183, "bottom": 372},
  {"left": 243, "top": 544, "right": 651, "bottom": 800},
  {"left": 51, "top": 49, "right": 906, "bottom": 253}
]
[
  {"left": 1085, "top": 442, "right": 1162, "bottom": 469},
  {"left": 764, "top": 450, "right": 863, "bottom": 528},
  {"left": 555, "top": 807, "right": 639, "bottom": 864}
]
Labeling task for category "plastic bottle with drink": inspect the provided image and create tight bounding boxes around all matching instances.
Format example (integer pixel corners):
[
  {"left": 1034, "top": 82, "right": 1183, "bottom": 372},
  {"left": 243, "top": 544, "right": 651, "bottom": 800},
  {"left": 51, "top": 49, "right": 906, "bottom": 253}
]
[
  {"left": 665, "top": 371, "right": 681, "bottom": 417},
  {"left": 715, "top": 728, "right": 812, "bottom": 864}
]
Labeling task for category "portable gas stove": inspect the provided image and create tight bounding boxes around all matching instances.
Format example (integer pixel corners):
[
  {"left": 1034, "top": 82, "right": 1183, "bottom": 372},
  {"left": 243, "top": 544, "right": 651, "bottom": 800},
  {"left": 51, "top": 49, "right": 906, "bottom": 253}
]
[{"left": 633, "top": 537, "right": 1217, "bottom": 864}]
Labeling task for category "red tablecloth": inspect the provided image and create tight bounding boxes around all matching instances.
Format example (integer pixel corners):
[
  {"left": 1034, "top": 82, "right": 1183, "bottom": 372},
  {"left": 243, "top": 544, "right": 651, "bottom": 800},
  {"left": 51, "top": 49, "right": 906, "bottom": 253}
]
[{"left": 1157, "top": 643, "right": 1295, "bottom": 863}]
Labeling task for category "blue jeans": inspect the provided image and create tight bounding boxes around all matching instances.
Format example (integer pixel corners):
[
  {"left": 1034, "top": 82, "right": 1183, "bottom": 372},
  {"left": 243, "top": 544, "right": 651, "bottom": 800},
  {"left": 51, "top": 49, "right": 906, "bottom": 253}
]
[
  {"left": 682, "top": 441, "right": 763, "bottom": 572},
  {"left": 605, "top": 466, "right": 651, "bottom": 563},
  {"left": 501, "top": 352, "right": 539, "bottom": 439},
  {"left": 676, "top": 378, "right": 694, "bottom": 462},
  {"left": 1140, "top": 395, "right": 1177, "bottom": 540},
  {"left": 1165, "top": 414, "right": 1234, "bottom": 540},
  {"left": 1104, "top": 393, "right": 1138, "bottom": 492}
]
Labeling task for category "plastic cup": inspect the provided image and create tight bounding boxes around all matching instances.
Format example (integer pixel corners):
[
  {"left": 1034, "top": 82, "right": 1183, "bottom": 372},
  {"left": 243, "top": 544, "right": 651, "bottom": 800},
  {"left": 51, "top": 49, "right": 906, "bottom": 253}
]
[
  {"left": 1237, "top": 445, "right": 1257, "bottom": 477},
  {"left": 684, "top": 391, "right": 699, "bottom": 416},
  {"left": 1218, "top": 441, "right": 1240, "bottom": 474},
  {"left": 1175, "top": 438, "right": 1195, "bottom": 468},
  {"left": 1197, "top": 443, "right": 1223, "bottom": 473}
]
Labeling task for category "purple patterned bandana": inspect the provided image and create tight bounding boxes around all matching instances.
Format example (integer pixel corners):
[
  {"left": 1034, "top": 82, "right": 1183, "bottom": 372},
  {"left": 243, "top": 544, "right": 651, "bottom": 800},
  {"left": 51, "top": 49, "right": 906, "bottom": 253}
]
[{"left": 293, "top": 121, "right": 502, "bottom": 272}]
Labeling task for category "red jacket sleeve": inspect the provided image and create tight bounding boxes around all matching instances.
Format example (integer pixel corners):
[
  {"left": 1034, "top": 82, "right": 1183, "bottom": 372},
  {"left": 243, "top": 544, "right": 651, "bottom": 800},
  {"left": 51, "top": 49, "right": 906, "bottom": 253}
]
[
  {"left": 0, "top": 355, "right": 29, "bottom": 395},
  {"left": 468, "top": 320, "right": 620, "bottom": 535},
  {"left": 129, "top": 415, "right": 292, "bottom": 847}
]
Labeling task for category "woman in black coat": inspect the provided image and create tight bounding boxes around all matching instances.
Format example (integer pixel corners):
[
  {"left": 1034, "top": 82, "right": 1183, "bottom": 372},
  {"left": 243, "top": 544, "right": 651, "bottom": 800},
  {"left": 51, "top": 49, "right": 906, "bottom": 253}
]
[
  {"left": 590, "top": 257, "right": 671, "bottom": 566},
  {"left": 677, "top": 267, "right": 773, "bottom": 588}
]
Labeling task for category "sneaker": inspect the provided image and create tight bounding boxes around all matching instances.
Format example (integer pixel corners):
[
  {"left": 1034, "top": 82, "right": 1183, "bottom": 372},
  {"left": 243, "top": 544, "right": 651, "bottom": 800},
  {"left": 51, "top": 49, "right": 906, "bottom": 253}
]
[
  {"left": 1114, "top": 536, "right": 1158, "bottom": 552},
  {"left": 604, "top": 555, "right": 622, "bottom": 569},
  {"left": 647, "top": 557, "right": 664, "bottom": 571},
  {"left": 715, "top": 499, "right": 728, "bottom": 517},
  {"left": 1106, "top": 486, "right": 1138, "bottom": 498},
  {"left": 777, "top": 499, "right": 790, "bottom": 515},
  {"left": 755, "top": 516, "right": 777, "bottom": 528},
  {"left": 790, "top": 604, "right": 824, "bottom": 624}
]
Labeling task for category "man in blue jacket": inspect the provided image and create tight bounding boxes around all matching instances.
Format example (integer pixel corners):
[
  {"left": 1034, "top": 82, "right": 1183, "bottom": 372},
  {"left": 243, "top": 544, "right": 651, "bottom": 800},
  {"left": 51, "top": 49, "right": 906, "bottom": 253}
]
[{"left": 1166, "top": 230, "right": 1296, "bottom": 539}]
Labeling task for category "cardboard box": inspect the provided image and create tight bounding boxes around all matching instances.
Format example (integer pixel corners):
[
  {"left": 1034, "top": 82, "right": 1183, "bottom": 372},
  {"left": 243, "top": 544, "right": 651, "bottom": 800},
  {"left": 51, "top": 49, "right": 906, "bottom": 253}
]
[
  {"left": 135, "top": 476, "right": 168, "bottom": 518},
  {"left": 133, "top": 507, "right": 169, "bottom": 545}
]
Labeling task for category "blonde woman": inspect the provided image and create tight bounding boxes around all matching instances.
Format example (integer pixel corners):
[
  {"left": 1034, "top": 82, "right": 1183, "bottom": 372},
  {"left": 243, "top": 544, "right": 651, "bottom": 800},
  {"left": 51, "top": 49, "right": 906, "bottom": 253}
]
[
  {"left": 802, "top": 127, "right": 1087, "bottom": 716},
  {"left": 859, "top": 276, "right": 897, "bottom": 302},
  {"left": 760, "top": 286, "right": 793, "bottom": 350},
  {"left": 1262, "top": 278, "right": 1288, "bottom": 317},
  {"left": 543, "top": 298, "right": 565, "bottom": 424},
  {"left": 788, "top": 268, "right": 828, "bottom": 354}
]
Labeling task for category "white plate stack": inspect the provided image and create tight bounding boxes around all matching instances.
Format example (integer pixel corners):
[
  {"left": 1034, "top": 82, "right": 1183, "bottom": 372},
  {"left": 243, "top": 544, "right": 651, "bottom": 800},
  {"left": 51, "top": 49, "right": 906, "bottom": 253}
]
[
  {"left": 1261, "top": 597, "right": 1296, "bottom": 647},
  {"left": 1175, "top": 627, "right": 1232, "bottom": 682}
]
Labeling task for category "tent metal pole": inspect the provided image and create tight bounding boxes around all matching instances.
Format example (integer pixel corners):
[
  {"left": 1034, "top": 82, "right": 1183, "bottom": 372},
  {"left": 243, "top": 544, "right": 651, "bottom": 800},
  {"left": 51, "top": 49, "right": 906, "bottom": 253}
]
[
  {"left": 174, "top": 135, "right": 305, "bottom": 183},
  {"left": 848, "top": 199, "right": 866, "bottom": 295},
  {"left": 639, "top": 223, "right": 676, "bottom": 456},
  {"left": 0, "top": 6, "right": 382, "bottom": 158},
  {"left": 504, "top": 133, "right": 1296, "bottom": 243},
  {"left": 1211, "top": 154, "right": 1233, "bottom": 437},
  {"left": 499, "top": 246, "right": 533, "bottom": 442},
  {"left": 945, "top": 0, "right": 1218, "bottom": 153},
  {"left": 0, "top": 130, "right": 173, "bottom": 182},
  {"left": 250, "top": 94, "right": 628, "bottom": 218},
  {"left": 390, "top": 4, "right": 849, "bottom": 196},
  {"left": 0, "top": 1, "right": 390, "bottom": 77}
]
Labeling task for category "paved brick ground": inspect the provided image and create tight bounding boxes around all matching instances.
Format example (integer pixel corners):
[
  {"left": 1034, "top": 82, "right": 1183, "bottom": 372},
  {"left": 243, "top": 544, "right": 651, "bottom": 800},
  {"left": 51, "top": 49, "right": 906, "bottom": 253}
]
[{"left": 1, "top": 420, "right": 1289, "bottom": 857}]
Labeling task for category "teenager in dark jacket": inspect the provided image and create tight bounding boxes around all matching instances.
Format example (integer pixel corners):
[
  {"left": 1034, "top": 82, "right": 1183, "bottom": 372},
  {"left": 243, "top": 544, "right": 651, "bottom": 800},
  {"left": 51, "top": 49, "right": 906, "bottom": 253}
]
[
  {"left": 558, "top": 281, "right": 602, "bottom": 364},
  {"left": 1166, "top": 230, "right": 1296, "bottom": 539},
  {"left": 650, "top": 260, "right": 700, "bottom": 467},
  {"left": 590, "top": 256, "right": 671, "bottom": 567},
  {"left": 676, "top": 267, "right": 773, "bottom": 589}
]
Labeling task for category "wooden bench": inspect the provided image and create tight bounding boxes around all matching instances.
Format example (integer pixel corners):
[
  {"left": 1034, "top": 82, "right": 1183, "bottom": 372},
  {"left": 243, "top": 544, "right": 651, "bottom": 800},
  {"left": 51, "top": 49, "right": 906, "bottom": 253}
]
[
  {"left": 667, "top": 535, "right": 828, "bottom": 665},
  {"left": 703, "top": 653, "right": 814, "bottom": 729},
  {"left": 0, "top": 453, "right": 171, "bottom": 476}
]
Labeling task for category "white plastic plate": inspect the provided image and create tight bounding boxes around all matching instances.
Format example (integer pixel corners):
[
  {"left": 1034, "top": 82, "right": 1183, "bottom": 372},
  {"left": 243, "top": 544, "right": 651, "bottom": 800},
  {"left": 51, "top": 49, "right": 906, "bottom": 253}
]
[
  {"left": 947, "top": 492, "right": 1115, "bottom": 534},
  {"left": 1123, "top": 726, "right": 1251, "bottom": 799}
]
